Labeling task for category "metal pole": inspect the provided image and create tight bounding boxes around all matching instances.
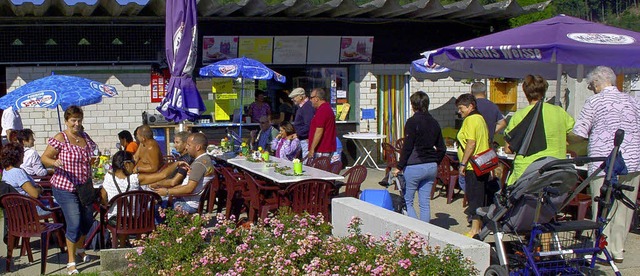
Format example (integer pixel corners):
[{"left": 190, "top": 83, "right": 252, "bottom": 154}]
[
  {"left": 555, "top": 63, "right": 563, "bottom": 106},
  {"left": 56, "top": 105, "right": 62, "bottom": 132}
]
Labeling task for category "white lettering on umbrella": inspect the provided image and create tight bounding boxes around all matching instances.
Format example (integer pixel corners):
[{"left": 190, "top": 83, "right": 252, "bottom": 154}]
[
  {"left": 171, "top": 87, "right": 183, "bottom": 108},
  {"left": 567, "top": 33, "right": 635, "bottom": 45},
  {"left": 455, "top": 45, "right": 542, "bottom": 60}
]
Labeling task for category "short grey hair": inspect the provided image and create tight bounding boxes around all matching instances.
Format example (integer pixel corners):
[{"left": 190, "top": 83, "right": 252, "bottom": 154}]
[
  {"left": 587, "top": 66, "right": 617, "bottom": 85},
  {"left": 470, "top": 82, "right": 487, "bottom": 95},
  {"left": 175, "top": 131, "right": 190, "bottom": 142},
  {"left": 312, "top": 88, "right": 328, "bottom": 101}
]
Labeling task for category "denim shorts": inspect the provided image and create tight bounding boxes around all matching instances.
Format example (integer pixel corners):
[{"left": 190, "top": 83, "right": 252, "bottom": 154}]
[
  {"left": 173, "top": 200, "right": 197, "bottom": 214},
  {"left": 52, "top": 187, "right": 95, "bottom": 243}
]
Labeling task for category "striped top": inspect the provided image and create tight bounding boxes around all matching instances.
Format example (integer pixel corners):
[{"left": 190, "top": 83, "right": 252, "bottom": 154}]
[{"left": 573, "top": 86, "right": 640, "bottom": 175}]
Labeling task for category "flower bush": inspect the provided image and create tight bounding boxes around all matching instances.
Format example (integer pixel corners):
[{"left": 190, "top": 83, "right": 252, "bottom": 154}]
[{"left": 126, "top": 208, "right": 478, "bottom": 275}]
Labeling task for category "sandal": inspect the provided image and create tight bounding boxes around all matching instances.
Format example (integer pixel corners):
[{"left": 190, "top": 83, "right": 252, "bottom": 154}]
[
  {"left": 67, "top": 262, "right": 79, "bottom": 275},
  {"left": 77, "top": 249, "right": 91, "bottom": 263}
]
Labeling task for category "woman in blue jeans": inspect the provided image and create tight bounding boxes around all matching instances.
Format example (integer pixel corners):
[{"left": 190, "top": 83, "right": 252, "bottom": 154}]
[{"left": 392, "top": 91, "right": 446, "bottom": 222}]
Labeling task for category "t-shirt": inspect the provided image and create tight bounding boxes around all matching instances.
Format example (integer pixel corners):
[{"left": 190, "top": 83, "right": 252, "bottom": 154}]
[
  {"left": 1, "top": 107, "right": 23, "bottom": 137},
  {"left": 102, "top": 172, "right": 141, "bottom": 218},
  {"left": 3, "top": 167, "right": 37, "bottom": 196},
  {"left": 475, "top": 98, "right": 504, "bottom": 143},
  {"left": 505, "top": 103, "right": 574, "bottom": 184},
  {"left": 309, "top": 102, "right": 337, "bottom": 153},
  {"left": 456, "top": 113, "right": 490, "bottom": 171},
  {"left": 125, "top": 142, "right": 139, "bottom": 154},
  {"left": 183, "top": 153, "right": 216, "bottom": 209}
]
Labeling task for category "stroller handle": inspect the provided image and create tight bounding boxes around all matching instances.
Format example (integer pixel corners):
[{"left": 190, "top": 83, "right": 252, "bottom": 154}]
[{"left": 537, "top": 157, "right": 607, "bottom": 174}]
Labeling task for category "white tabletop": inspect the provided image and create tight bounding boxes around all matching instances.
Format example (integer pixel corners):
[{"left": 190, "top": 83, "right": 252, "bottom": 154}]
[
  {"left": 343, "top": 133, "right": 387, "bottom": 140},
  {"left": 227, "top": 156, "right": 345, "bottom": 184}
]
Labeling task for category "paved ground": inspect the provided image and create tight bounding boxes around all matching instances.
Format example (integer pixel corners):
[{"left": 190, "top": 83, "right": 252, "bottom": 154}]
[{"left": 1, "top": 167, "right": 639, "bottom": 275}]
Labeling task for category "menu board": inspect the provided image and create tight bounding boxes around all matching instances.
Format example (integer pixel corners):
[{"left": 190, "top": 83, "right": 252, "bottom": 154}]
[
  {"left": 307, "top": 36, "right": 340, "bottom": 64},
  {"left": 273, "top": 36, "right": 308, "bottom": 64},
  {"left": 238, "top": 36, "right": 274, "bottom": 64},
  {"left": 202, "top": 36, "right": 238, "bottom": 64},
  {"left": 339, "top": 36, "right": 374, "bottom": 64}
]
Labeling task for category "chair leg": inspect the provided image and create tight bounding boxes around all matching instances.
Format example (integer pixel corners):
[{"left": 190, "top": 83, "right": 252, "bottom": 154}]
[
  {"left": 24, "top": 238, "right": 34, "bottom": 262},
  {"left": 40, "top": 232, "right": 51, "bottom": 275},
  {"left": 6, "top": 235, "right": 15, "bottom": 272},
  {"left": 111, "top": 230, "right": 119, "bottom": 249},
  {"left": 447, "top": 178, "right": 457, "bottom": 204},
  {"left": 577, "top": 201, "right": 590, "bottom": 221},
  {"left": 56, "top": 229, "right": 67, "bottom": 253},
  {"left": 225, "top": 191, "right": 236, "bottom": 219},
  {"left": 430, "top": 180, "right": 439, "bottom": 200}
]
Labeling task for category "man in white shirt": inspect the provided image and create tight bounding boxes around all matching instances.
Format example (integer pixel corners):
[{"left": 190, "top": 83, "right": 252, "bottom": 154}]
[{"left": 1, "top": 107, "right": 23, "bottom": 145}]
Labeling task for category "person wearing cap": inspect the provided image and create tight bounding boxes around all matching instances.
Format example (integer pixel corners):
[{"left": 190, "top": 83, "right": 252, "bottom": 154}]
[{"left": 289, "top": 87, "right": 315, "bottom": 159}]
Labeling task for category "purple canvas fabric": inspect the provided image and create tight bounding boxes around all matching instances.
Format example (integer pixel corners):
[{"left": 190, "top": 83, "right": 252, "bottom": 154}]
[
  {"left": 157, "top": 0, "right": 205, "bottom": 122},
  {"left": 426, "top": 15, "right": 640, "bottom": 79}
]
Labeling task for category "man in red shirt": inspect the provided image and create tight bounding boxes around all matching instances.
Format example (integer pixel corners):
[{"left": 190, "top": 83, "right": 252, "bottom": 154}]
[{"left": 307, "top": 88, "right": 337, "bottom": 160}]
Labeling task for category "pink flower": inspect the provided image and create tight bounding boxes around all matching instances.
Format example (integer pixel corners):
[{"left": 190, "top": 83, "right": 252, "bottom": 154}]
[
  {"left": 398, "top": 259, "right": 412, "bottom": 269},
  {"left": 136, "top": 246, "right": 144, "bottom": 255}
]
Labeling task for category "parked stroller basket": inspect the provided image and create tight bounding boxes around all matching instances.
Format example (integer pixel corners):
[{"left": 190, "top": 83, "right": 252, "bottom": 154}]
[{"left": 480, "top": 130, "right": 636, "bottom": 276}]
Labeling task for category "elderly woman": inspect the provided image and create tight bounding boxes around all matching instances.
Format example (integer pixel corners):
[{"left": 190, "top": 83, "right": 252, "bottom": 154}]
[
  {"left": 41, "top": 105, "right": 96, "bottom": 275},
  {"left": 270, "top": 121, "right": 301, "bottom": 160},
  {"left": 391, "top": 91, "right": 445, "bottom": 223},
  {"left": 504, "top": 75, "right": 574, "bottom": 185},
  {"left": 15, "top": 129, "right": 49, "bottom": 177},
  {"left": 456, "top": 93, "right": 491, "bottom": 237}
]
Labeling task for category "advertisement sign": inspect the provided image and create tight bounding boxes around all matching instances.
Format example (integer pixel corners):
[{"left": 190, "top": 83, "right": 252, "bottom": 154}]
[
  {"left": 238, "top": 36, "right": 274, "bottom": 64},
  {"left": 202, "top": 36, "right": 239, "bottom": 64},
  {"left": 273, "top": 36, "right": 307, "bottom": 64},
  {"left": 150, "top": 67, "right": 170, "bottom": 103},
  {"left": 339, "top": 36, "right": 374, "bottom": 64}
]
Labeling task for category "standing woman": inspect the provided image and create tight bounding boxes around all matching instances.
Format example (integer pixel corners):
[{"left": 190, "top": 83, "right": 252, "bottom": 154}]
[
  {"left": 41, "top": 105, "right": 96, "bottom": 275},
  {"left": 391, "top": 91, "right": 445, "bottom": 223},
  {"left": 455, "top": 94, "right": 491, "bottom": 237}
]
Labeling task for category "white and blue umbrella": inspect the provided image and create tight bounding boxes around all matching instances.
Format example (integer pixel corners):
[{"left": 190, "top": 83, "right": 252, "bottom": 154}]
[
  {"left": 0, "top": 74, "right": 118, "bottom": 131},
  {"left": 199, "top": 56, "right": 286, "bottom": 140}
]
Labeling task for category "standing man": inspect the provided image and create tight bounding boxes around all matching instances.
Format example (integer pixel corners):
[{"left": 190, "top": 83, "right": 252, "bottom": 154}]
[
  {"left": 471, "top": 82, "right": 506, "bottom": 144},
  {"left": 1, "top": 107, "right": 23, "bottom": 145},
  {"left": 307, "top": 88, "right": 336, "bottom": 160},
  {"left": 570, "top": 66, "right": 640, "bottom": 264},
  {"left": 290, "top": 87, "right": 315, "bottom": 158}
]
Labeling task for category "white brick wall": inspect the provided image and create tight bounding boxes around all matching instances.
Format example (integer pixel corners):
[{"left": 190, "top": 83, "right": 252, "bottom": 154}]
[{"left": 6, "top": 65, "right": 159, "bottom": 154}]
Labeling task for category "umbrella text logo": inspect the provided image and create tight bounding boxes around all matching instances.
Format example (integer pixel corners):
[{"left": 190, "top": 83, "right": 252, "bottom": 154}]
[
  {"left": 17, "top": 91, "right": 56, "bottom": 108},
  {"left": 90, "top": 82, "right": 118, "bottom": 97},
  {"left": 218, "top": 65, "right": 238, "bottom": 76},
  {"left": 567, "top": 33, "right": 635, "bottom": 45}
]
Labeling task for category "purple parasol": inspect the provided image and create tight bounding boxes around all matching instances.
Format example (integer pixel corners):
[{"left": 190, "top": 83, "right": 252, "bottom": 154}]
[{"left": 157, "top": 0, "right": 206, "bottom": 122}]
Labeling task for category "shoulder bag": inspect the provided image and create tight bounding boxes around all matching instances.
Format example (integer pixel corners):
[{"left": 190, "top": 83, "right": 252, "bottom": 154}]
[{"left": 77, "top": 177, "right": 98, "bottom": 206}]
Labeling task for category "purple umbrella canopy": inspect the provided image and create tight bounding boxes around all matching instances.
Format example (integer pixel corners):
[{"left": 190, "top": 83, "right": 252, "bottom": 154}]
[
  {"left": 157, "top": 0, "right": 206, "bottom": 122},
  {"left": 426, "top": 14, "right": 640, "bottom": 80}
]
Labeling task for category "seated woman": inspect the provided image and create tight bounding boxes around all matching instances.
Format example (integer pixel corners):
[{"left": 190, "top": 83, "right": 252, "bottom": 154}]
[
  {"left": 270, "top": 121, "right": 301, "bottom": 160},
  {"left": 100, "top": 150, "right": 187, "bottom": 245},
  {"left": 118, "top": 130, "right": 138, "bottom": 154},
  {"left": 1, "top": 142, "right": 52, "bottom": 215},
  {"left": 15, "top": 129, "right": 50, "bottom": 177}
]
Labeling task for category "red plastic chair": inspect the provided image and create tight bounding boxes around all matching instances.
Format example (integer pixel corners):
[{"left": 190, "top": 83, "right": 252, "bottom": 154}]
[
  {"left": 381, "top": 142, "right": 398, "bottom": 174},
  {"left": 394, "top": 138, "right": 405, "bottom": 153},
  {"left": 1, "top": 194, "right": 66, "bottom": 274},
  {"left": 329, "top": 161, "right": 343, "bottom": 174},
  {"left": 309, "top": 156, "right": 332, "bottom": 171},
  {"left": 565, "top": 175, "right": 592, "bottom": 221},
  {"left": 168, "top": 171, "right": 219, "bottom": 215},
  {"left": 431, "top": 155, "right": 461, "bottom": 204},
  {"left": 280, "top": 179, "right": 334, "bottom": 218},
  {"left": 242, "top": 171, "right": 281, "bottom": 222},
  {"left": 104, "top": 190, "right": 162, "bottom": 248},
  {"left": 219, "top": 166, "right": 250, "bottom": 220},
  {"left": 341, "top": 165, "right": 368, "bottom": 198}
]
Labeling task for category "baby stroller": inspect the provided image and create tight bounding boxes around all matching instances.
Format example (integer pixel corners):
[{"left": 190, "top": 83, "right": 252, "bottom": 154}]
[{"left": 478, "top": 130, "right": 636, "bottom": 276}]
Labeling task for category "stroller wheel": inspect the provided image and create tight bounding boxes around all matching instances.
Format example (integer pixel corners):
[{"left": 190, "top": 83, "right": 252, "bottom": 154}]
[{"left": 484, "top": 265, "right": 508, "bottom": 276}]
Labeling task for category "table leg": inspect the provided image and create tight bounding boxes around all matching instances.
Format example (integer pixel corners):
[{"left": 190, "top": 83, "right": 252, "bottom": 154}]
[{"left": 353, "top": 139, "right": 384, "bottom": 171}]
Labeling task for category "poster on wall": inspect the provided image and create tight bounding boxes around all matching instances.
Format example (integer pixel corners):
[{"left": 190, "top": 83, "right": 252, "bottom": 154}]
[
  {"left": 339, "top": 36, "right": 374, "bottom": 64},
  {"left": 150, "top": 67, "right": 170, "bottom": 103},
  {"left": 202, "top": 36, "right": 239, "bottom": 64},
  {"left": 238, "top": 36, "right": 274, "bottom": 64},
  {"left": 307, "top": 36, "right": 340, "bottom": 64},
  {"left": 273, "top": 36, "right": 308, "bottom": 64}
]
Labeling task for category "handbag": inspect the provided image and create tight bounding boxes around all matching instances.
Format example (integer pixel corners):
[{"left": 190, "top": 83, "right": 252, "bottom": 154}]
[
  {"left": 77, "top": 177, "right": 97, "bottom": 206},
  {"left": 469, "top": 148, "right": 499, "bottom": 176}
]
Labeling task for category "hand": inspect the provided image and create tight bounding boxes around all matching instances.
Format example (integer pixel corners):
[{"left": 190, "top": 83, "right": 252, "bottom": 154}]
[
  {"left": 54, "top": 159, "right": 64, "bottom": 168},
  {"left": 391, "top": 167, "right": 400, "bottom": 176},
  {"left": 176, "top": 161, "right": 190, "bottom": 169},
  {"left": 291, "top": 133, "right": 297, "bottom": 140},
  {"left": 458, "top": 166, "right": 466, "bottom": 176},
  {"left": 250, "top": 130, "right": 257, "bottom": 138}
]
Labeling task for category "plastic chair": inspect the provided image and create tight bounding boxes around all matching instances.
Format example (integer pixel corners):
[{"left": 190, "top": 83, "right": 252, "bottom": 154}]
[
  {"left": 104, "top": 190, "right": 162, "bottom": 248},
  {"left": 341, "top": 165, "right": 368, "bottom": 198},
  {"left": 564, "top": 175, "right": 591, "bottom": 221},
  {"left": 381, "top": 142, "right": 398, "bottom": 174},
  {"left": 242, "top": 171, "right": 281, "bottom": 222},
  {"left": 219, "top": 166, "right": 250, "bottom": 220},
  {"left": 329, "top": 161, "right": 343, "bottom": 174},
  {"left": 394, "top": 138, "right": 405, "bottom": 153},
  {"left": 1, "top": 194, "right": 66, "bottom": 274},
  {"left": 280, "top": 179, "right": 334, "bottom": 218},
  {"left": 309, "top": 156, "right": 332, "bottom": 171},
  {"left": 168, "top": 174, "right": 217, "bottom": 215},
  {"left": 431, "top": 155, "right": 461, "bottom": 204}
]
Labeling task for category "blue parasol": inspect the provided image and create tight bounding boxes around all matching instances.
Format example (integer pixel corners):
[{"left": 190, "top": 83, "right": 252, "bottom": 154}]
[
  {"left": 199, "top": 56, "right": 286, "bottom": 141},
  {"left": 0, "top": 74, "right": 118, "bottom": 131}
]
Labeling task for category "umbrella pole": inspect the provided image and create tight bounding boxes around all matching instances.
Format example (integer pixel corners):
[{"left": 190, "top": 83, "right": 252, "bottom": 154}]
[
  {"left": 555, "top": 63, "right": 562, "bottom": 106},
  {"left": 56, "top": 105, "right": 62, "bottom": 132},
  {"left": 239, "top": 77, "right": 244, "bottom": 150}
]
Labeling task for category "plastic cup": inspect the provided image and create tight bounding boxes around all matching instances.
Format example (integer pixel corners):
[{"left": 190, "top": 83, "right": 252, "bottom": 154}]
[
  {"left": 262, "top": 152, "right": 270, "bottom": 162},
  {"left": 293, "top": 162, "right": 303, "bottom": 174}
]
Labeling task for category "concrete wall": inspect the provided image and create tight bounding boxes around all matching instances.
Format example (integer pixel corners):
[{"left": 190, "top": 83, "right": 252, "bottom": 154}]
[{"left": 332, "top": 197, "right": 490, "bottom": 275}]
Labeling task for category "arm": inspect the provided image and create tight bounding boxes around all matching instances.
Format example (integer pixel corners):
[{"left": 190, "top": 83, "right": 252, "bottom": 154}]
[
  {"left": 158, "top": 179, "right": 198, "bottom": 197},
  {"left": 308, "top": 127, "right": 324, "bottom": 158},
  {"left": 397, "top": 119, "right": 415, "bottom": 170},
  {"left": 567, "top": 132, "right": 587, "bottom": 144},
  {"left": 41, "top": 133, "right": 65, "bottom": 168},
  {"left": 495, "top": 119, "right": 507, "bottom": 135},
  {"left": 21, "top": 182, "right": 42, "bottom": 199},
  {"left": 458, "top": 139, "right": 476, "bottom": 176},
  {"left": 100, "top": 188, "right": 108, "bottom": 205},
  {"left": 137, "top": 161, "right": 186, "bottom": 184},
  {"left": 23, "top": 150, "right": 48, "bottom": 177}
]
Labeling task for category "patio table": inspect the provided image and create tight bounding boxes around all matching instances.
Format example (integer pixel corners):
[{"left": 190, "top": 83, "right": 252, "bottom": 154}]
[
  {"left": 343, "top": 133, "right": 386, "bottom": 170},
  {"left": 227, "top": 156, "right": 344, "bottom": 184}
]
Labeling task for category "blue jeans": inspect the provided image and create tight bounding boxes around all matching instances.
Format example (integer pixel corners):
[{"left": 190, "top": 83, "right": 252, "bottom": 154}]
[
  {"left": 402, "top": 162, "right": 437, "bottom": 222},
  {"left": 300, "top": 139, "right": 309, "bottom": 160},
  {"left": 52, "top": 187, "right": 95, "bottom": 243},
  {"left": 173, "top": 200, "right": 198, "bottom": 214}
]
